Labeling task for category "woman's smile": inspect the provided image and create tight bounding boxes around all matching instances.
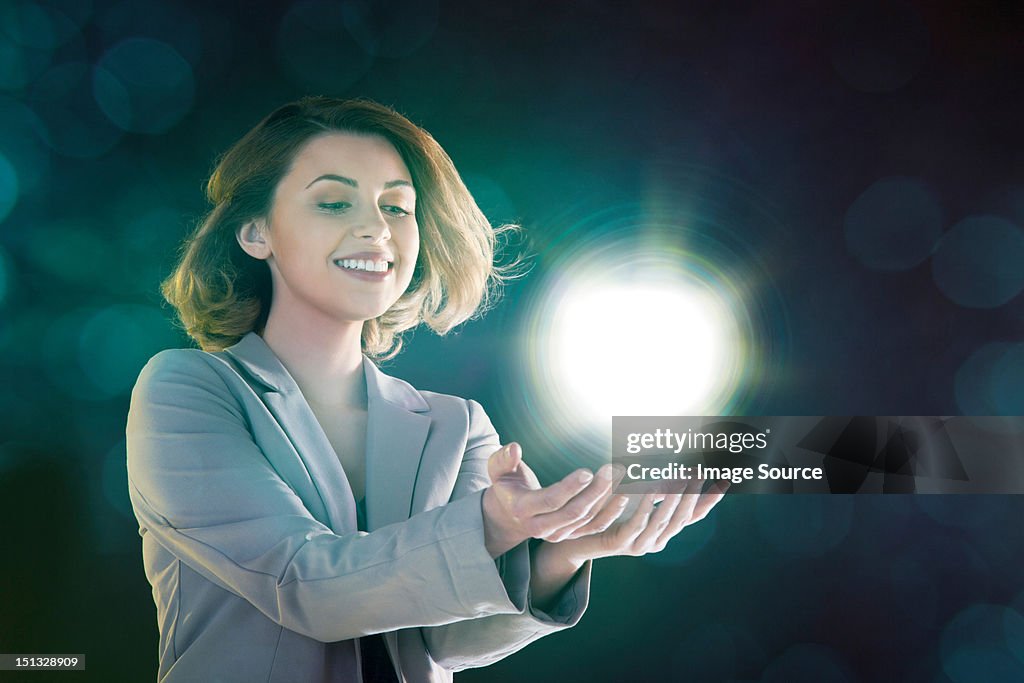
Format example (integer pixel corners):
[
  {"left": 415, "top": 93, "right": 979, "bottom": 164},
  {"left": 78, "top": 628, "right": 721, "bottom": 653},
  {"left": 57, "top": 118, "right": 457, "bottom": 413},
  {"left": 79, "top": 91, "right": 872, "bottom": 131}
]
[{"left": 333, "top": 255, "right": 394, "bottom": 282}]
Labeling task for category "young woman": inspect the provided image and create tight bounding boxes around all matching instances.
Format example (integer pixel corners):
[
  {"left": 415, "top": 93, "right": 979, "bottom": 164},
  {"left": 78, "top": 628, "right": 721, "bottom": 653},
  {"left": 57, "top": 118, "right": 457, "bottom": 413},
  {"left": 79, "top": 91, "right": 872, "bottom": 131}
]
[{"left": 126, "top": 96, "right": 727, "bottom": 682}]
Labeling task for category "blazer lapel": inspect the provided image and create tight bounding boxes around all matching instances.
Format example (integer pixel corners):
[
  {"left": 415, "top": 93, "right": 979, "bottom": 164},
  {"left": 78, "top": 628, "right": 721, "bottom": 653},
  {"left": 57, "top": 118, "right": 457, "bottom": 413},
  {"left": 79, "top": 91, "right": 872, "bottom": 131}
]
[
  {"left": 222, "top": 333, "right": 434, "bottom": 535},
  {"left": 261, "top": 392, "right": 358, "bottom": 533},
  {"left": 363, "top": 356, "right": 431, "bottom": 530},
  {"left": 221, "top": 333, "right": 358, "bottom": 534}
]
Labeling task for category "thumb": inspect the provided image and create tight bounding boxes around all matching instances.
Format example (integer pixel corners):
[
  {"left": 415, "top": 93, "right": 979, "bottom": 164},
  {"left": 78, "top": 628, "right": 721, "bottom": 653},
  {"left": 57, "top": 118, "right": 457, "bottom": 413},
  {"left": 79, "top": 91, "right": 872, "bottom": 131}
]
[{"left": 487, "top": 442, "right": 522, "bottom": 480}]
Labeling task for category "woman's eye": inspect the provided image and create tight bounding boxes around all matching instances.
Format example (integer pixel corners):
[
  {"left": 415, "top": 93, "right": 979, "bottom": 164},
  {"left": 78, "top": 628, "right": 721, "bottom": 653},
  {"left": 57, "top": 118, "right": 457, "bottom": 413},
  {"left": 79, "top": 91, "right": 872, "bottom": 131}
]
[
  {"left": 318, "top": 202, "right": 350, "bottom": 213},
  {"left": 382, "top": 205, "right": 412, "bottom": 217}
]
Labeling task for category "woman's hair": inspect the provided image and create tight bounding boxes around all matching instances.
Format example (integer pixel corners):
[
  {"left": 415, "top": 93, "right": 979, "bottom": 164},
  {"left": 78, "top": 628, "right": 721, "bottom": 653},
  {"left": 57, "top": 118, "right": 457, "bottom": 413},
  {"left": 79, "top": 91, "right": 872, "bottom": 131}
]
[{"left": 162, "top": 96, "right": 519, "bottom": 360}]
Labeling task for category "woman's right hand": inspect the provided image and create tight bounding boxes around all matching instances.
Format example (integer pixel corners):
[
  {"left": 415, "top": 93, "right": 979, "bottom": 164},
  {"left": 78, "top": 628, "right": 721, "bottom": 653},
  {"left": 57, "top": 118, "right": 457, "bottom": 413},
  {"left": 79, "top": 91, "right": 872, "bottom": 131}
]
[{"left": 481, "top": 443, "right": 619, "bottom": 557}]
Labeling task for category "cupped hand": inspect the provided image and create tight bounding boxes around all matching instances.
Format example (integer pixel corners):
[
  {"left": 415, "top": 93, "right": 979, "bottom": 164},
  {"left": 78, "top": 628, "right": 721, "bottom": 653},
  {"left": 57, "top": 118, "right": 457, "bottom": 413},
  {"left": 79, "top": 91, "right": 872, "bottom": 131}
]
[
  {"left": 543, "top": 475, "right": 730, "bottom": 566},
  {"left": 481, "top": 443, "right": 617, "bottom": 557}
]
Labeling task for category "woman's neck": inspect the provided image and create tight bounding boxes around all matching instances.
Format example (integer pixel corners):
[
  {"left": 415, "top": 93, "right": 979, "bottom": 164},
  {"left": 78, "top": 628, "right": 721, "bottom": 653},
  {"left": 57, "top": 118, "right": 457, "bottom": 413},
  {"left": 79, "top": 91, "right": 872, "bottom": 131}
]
[{"left": 260, "top": 305, "right": 367, "bottom": 411}]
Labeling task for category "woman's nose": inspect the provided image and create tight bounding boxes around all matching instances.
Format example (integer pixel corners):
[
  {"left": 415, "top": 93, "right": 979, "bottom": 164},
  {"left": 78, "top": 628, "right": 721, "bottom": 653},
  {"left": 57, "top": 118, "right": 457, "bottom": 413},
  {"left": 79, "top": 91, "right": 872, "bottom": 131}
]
[{"left": 354, "top": 207, "right": 391, "bottom": 242}]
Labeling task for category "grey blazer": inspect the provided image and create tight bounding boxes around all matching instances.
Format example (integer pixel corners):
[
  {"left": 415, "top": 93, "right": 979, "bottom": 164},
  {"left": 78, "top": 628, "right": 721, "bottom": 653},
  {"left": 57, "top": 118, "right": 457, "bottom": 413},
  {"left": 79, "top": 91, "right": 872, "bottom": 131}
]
[{"left": 126, "top": 332, "right": 591, "bottom": 682}]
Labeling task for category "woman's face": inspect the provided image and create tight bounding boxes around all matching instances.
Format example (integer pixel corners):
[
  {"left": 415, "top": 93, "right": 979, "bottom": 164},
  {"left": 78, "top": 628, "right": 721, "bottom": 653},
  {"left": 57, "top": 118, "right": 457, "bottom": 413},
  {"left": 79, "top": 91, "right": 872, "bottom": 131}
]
[{"left": 246, "top": 132, "right": 420, "bottom": 326}]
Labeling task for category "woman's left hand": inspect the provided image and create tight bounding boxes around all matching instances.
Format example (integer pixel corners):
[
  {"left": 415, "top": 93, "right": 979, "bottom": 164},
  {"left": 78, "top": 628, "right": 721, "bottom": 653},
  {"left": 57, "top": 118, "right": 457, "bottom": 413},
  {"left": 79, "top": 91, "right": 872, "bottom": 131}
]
[
  {"left": 537, "top": 476, "right": 730, "bottom": 568},
  {"left": 481, "top": 443, "right": 620, "bottom": 557}
]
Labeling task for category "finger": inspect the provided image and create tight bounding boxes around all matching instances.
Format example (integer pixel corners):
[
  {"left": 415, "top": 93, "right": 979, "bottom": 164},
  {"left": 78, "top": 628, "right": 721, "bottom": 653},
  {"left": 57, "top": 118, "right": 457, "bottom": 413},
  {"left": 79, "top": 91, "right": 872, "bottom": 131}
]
[
  {"left": 486, "top": 442, "right": 522, "bottom": 481},
  {"left": 515, "top": 459, "right": 543, "bottom": 490},
  {"left": 684, "top": 480, "right": 731, "bottom": 526},
  {"left": 656, "top": 478, "right": 730, "bottom": 549},
  {"left": 534, "top": 465, "right": 616, "bottom": 540},
  {"left": 602, "top": 493, "right": 658, "bottom": 553},
  {"left": 632, "top": 493, "right": 683, "bottom": 552},
  {"left": 563, "top": 491, "right": 628, "bottom": 537},
  {"left": 518, "top": 467, "right": 596, "bottom": 519},
  {"left": 584, "top": 463, "right": 629, "bottom": 511},
  {"left": 558, "top": 464, "right": 617, "bottom": 525},
  {"left": 562, "top": 492, "right": 629, "bottom": 538},
  {"left": 610, "top": 463, "right": 628, "bottom": 488},
  {"left": 653, "top": 476, "right": 707, "bottom": 548}
]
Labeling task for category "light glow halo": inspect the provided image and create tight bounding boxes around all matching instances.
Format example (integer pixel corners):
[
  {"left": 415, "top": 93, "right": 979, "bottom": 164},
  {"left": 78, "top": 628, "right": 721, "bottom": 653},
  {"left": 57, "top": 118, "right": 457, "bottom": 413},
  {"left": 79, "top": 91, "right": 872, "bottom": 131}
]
[
  {"left": 501, "top": 187, "right": 788, "bottom": 475},
  {"left": 522, "top": 244, "right": 750, "bottom": 438}
]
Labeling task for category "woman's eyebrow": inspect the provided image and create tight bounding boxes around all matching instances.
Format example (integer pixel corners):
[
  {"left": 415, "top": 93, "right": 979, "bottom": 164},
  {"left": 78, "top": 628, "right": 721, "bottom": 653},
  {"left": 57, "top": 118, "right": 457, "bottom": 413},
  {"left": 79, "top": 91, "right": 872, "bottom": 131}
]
[{"left": 305, "top": 174, "right": 414, "bottom": 191}]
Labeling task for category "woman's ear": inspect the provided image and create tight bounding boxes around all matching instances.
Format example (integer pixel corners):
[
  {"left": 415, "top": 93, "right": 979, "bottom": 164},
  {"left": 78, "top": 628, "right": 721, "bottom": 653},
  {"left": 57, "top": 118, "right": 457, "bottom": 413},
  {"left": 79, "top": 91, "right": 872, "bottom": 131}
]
[{"left": 236, "top": 219, "right": 271, "bottom": 260}]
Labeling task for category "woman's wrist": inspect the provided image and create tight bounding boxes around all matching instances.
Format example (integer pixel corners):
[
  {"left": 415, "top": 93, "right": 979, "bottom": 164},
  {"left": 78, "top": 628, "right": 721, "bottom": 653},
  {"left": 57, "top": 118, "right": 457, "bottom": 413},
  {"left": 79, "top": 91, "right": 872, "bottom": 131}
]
[
  {"left": 529, "top": 540, "right": 586, "bottom": 611},
  {"left": 481, "top": 487, "right": 526, "bottom": 558},
  {"left": 534, "top": 540, "right": 587, "bottom": 584}
]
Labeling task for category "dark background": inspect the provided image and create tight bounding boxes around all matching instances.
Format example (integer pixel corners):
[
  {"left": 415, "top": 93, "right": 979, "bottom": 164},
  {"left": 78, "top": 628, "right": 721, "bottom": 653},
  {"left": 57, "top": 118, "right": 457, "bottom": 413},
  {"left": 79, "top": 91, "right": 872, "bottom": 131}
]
[{"left": 1, "top": 1, "right": 1023, "bottom": 681}]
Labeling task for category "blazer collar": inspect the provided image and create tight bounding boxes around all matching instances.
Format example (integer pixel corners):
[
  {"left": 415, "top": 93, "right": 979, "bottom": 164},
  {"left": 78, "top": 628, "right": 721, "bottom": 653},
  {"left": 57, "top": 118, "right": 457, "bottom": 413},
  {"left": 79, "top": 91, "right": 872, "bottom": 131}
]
[
  {"left": 223, "top": 331, "right": 429, "bottom": 413},
  {"left": 221, "top": 331, "right": 431, "bottom": 533}
]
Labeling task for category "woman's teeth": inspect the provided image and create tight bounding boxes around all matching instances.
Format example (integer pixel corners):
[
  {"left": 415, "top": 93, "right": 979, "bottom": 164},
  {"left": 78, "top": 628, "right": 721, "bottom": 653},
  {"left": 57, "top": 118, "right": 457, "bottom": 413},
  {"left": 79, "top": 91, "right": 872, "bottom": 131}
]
[{"left": 336, "top": 259, "right": 389, "bottom": 272}]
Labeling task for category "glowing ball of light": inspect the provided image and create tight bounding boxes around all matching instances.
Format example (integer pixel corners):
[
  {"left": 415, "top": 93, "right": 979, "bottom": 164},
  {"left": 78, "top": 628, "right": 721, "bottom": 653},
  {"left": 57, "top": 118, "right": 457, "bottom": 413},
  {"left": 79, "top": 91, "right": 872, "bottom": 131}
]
[
  {"left": 502, "top": 193, "right": 785, "bottom": 472},
  {"left": 523, "top": 246, "right": 750, "bottom": 437},
  {"left": 548, "top": 281, "right": 737, "bottom": 418}
]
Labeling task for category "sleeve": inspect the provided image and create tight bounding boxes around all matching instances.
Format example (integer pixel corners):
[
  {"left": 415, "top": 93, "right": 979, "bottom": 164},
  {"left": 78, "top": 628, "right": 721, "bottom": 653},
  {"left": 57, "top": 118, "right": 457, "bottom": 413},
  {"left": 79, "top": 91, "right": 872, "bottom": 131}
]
[
  {"left": 419, "top": 398, "right": 592, "bottom": 672},
  {"left": 126, "top": 350, "right": 535, "bottom": 644}
]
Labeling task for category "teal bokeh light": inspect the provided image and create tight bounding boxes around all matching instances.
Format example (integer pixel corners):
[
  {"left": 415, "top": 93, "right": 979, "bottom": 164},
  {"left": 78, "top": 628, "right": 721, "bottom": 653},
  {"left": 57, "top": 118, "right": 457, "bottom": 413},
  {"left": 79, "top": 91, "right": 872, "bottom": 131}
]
[
  {"left": 24, "top": 219, "right": 111, "bottom": 285},
  {"left": 102, "top": 439, "right": 133, "bottom": 518},
  {"left": 761, "top": 643, "right": 856, "bottom": 683},
  {"left": 0, "top": 95, "right": 51, "bottom": 192},
  {"left": 669, "top": 623, "right": 740, "bottom": 681},
  {"left": 41, "top": 304, "right": 179, "bottom": 400},
  {"left": 941, "top": 604, "right": 1024, "bottom": 683},
  {"left": 463, "top": 172, "right": 518, "bottom": 227},
  {"left": 932, "top": 215, "right": 1024, "bottom": 308},
  {"left": 844, "top": 176, "right": 943, "bottom": 271},
  {"left": 31, "top": 61, "right": 123, "bottom": 158},
  {"left": 116, "top": 204, "right": 184, "bottom": 295},
  {"left": 93, "top": 37, "right": 195, "bottom": 134},
  {"left": 991, "top": 345, "right": 1024, "bottom": 415},
  {"left": 276, "top": 0, "right": 374, "bottom": 94},
  {"left": 340, "top": 0, "right": 439, "bottom": 58},
  {"left": 955, "top": 342, "right": 1024, "bottom": 416},
  {"left": 0, "top": 28, "right": 53, "bottom": 91},
  {"left": 888, "top": 552, "right": 940, "bottom": 627},
  {"left": 916, "top": 494, "right": 1015, "bottom": 533},
  {"left": 0, "top": 245, "right": 11, "bottom": 305},
  {"left": 0, "top": 152, "right": 18, "bottom": 223},
  {"left": 95, "top": 0, "right": 200, "bottom": 66},
  {"left": 77, "top": 304, "right": 180, "bottom": 398},
  {"left": 0, "top": 0, "right": 80, "bottom": 50},
  {"left": 754, "top": 496, "right": 854, "bottom": 557}
]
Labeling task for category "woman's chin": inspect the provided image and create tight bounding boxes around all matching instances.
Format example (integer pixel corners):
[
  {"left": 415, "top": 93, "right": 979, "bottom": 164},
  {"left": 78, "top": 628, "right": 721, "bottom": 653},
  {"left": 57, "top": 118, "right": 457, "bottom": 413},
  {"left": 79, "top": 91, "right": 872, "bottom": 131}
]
[{"left": 333, "top": 304, "right": 393, "bottom": 324}]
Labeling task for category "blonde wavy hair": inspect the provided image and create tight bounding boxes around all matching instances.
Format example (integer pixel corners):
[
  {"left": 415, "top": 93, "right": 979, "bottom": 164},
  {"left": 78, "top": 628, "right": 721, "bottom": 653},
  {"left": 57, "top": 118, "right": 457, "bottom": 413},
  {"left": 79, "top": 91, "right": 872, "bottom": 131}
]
[{"left": 163, "top": 96, "right": 519, "bottom": 360}]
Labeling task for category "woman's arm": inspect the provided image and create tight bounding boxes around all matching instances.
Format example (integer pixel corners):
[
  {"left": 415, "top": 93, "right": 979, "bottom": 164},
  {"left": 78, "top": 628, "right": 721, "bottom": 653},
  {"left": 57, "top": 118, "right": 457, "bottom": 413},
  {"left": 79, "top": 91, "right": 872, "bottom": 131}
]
[
  {"left": 128, "top": 350, "right": 579, "bottom": 644},
  {"left": 418, "top": 400, "right": 602, "bottom": 671},
  {"left": 129, "top": 350, "right": 611, "bottom": 649}
]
